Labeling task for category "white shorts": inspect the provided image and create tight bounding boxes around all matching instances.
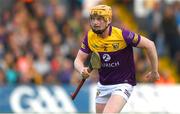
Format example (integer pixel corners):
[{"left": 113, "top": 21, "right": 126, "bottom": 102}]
[{"left": 96, "top": 82, "right": 134, "bottom": 104}]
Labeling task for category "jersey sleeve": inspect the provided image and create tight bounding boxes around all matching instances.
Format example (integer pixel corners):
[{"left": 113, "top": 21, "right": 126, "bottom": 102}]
[
  {"left": 80, "top": 33, "right": 91, "bottom": 54},
  {"left": 122, "top": 29, "right": 141, "bottom": 47}
]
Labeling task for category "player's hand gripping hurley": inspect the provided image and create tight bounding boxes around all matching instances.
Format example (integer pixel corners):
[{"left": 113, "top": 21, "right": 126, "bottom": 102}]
[{"left": 71, "top": 52, "right": 101, "bottom": 100}]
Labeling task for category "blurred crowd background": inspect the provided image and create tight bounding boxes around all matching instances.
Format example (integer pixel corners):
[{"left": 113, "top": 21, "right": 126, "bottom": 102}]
[{"left": 0, "top": 0, "right": 179, "bottom": 86}]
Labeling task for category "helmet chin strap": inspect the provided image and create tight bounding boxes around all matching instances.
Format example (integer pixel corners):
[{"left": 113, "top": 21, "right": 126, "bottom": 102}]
[{"left": 92, "top": 23, "right": 110, "bottom": 35}]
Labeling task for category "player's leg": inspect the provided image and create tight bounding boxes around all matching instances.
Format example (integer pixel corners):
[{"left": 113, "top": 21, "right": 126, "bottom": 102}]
[
  {"left": 95, "top": 94, "right": 109, "bottom": 113},
  {"left": 96, "top": 103, "right": 106, "bottom": 113},
  {"left": 103, "top": 94, "right": 126, "bottom": 113},
  {"left": 95, "top": 82, "right": 110, "bottom": 113},
  {"left": 103, "top": 83, "right": 134, "bottom": 113}
]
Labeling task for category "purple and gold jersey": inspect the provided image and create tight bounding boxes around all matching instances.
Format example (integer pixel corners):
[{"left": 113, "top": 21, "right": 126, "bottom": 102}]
[{"left": 80, "top": 26, "right": 141, "bottom": 86}]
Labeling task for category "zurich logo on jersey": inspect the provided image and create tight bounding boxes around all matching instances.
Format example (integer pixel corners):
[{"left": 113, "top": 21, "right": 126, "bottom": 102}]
[{"left": 103, "top": 54, "right": 111, "bottom": 62}]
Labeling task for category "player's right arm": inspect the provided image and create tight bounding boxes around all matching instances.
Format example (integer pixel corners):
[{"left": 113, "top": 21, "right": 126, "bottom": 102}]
[
  {"left": 74, "top": 50, "right": 88, "bottom": 72},
  {"left": 74, "top": 50, "right": 90, "bottom": 79}
]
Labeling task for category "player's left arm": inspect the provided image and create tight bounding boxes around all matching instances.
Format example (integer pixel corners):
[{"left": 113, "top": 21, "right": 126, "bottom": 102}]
[{"left": 136, "top": 36, "right": 160, "bottom": 81}]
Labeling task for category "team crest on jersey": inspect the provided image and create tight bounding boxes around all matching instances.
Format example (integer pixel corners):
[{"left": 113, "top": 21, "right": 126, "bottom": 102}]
[
  {"left": 112, "top": 43, "right": 119, "bottom": 50},
  {"left": 103, "top": 54, "right": 111, "bottom": 62}
]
